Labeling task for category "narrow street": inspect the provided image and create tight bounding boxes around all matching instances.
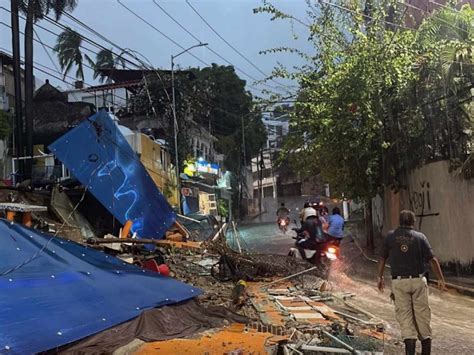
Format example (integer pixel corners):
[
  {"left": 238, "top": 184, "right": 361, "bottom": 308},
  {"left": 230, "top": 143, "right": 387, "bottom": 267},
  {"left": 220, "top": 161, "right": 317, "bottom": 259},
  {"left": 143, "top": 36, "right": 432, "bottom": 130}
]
[{"left": 236, "top": 220, "right": 474, "bottom": 354}]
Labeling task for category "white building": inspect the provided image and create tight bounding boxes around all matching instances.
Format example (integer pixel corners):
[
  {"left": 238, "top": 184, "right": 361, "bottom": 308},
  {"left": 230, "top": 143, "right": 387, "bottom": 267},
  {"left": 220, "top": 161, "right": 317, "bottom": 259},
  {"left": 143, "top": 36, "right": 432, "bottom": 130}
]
[
  {"left": 66, "top": 81, "right": 137, "bottom": 113},
  {"left": 262, "top": 112, "right": 289, "bottom": 150},
  {"left": 189, "top": 124, "right": 223, "bottom": 166},
  {"left": 251, "top": 112, "right": 290, "bottom": 199}
]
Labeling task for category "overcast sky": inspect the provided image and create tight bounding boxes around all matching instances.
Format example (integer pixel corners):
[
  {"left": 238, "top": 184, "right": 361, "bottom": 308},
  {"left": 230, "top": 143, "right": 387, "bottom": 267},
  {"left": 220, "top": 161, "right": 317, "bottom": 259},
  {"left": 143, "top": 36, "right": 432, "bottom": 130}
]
[{"left": 0, "top": 0, "right": 315, "bottom": 98}]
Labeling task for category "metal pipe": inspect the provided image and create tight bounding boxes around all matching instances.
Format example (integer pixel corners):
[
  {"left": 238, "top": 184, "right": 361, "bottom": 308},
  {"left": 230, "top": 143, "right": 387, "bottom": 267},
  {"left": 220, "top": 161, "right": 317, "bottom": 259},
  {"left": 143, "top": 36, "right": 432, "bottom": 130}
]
[{"left": 321, "top": 330, "right": 355, "bottom": 353}]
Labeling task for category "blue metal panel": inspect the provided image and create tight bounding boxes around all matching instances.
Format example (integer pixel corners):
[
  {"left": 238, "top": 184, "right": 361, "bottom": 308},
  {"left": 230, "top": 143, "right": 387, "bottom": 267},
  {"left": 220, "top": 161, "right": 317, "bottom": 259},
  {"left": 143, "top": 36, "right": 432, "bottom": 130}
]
[
  {"left": 49, "top": 110, "right": 175, "bottom": 239},
  {"left": 0, "top": 220, "right": 201, "bottom": 354}
]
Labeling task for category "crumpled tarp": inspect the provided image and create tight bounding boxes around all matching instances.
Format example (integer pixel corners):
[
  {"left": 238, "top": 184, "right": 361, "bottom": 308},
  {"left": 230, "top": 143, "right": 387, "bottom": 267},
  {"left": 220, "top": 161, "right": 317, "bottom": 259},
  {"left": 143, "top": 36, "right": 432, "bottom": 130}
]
[
  {"left": 0, "top": 220, "right": 201, "bottom": 354},
  {"left": 49, "top": 110, "right": 175, "bottom": 240},
  {"left": 61, "top": 299, "right": 249, "bottom": 354}
]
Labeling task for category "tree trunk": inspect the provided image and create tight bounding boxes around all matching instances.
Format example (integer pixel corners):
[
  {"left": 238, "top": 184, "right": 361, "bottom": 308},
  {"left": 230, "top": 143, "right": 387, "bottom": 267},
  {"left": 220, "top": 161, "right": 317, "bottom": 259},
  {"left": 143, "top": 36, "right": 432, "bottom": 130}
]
[
  {"left": 10, "top": 0, "right": 23, "bottom": 179},
  {"left": 24, "top": 0, "right": 35, "bottom": 181}
]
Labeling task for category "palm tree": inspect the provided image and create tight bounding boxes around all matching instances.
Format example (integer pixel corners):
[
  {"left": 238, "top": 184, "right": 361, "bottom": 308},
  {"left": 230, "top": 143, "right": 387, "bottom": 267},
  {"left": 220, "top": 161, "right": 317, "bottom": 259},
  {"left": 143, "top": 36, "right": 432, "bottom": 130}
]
[
  {"left": 87, "top": 48, "right": 126, "bottom": 83},
  {"left": 419, "top": 4, "right": 474, "bottom": 85},
  {"left": 18, "top": 0, "right": 78, "bottom": 178},
  {"left": 54, "top": 27, "right": 85, "bottom": 81}
]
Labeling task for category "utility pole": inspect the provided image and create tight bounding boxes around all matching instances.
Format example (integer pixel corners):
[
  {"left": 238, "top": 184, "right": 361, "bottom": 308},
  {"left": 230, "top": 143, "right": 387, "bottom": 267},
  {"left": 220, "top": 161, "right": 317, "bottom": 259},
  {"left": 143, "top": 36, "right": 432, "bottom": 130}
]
[
  {"left": 171, "top": 42, "right": 207, "bottom": 213},
  {"left": 239, "top": 115, "right": 247, "bottom": 217},
  {"left": 24, "top": 0, "right": 35, "bottom": 181},
  {"left": 10, "top": 0, "right": 23, "bottom": 180}
]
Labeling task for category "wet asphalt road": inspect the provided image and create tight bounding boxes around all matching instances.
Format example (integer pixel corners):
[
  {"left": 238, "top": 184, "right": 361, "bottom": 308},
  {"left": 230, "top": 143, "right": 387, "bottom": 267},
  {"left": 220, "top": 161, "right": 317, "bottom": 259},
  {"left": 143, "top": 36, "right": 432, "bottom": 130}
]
[{"left": 233, "top": 221, "right": 474, "bottom": 355}]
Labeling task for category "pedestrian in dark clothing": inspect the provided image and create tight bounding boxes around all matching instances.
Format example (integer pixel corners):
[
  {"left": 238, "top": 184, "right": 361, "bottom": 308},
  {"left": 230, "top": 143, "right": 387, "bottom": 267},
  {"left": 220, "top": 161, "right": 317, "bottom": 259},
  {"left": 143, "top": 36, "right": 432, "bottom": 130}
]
[{"left": 377, "top": 210, "right": 446, "bottom": 355}]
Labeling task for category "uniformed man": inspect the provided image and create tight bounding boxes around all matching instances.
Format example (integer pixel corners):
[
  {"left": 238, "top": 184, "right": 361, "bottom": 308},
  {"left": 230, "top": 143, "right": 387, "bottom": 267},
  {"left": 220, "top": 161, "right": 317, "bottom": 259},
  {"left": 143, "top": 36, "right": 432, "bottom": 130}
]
[{"left": 377, "top": 210, "right": 446, "bottom": 355}]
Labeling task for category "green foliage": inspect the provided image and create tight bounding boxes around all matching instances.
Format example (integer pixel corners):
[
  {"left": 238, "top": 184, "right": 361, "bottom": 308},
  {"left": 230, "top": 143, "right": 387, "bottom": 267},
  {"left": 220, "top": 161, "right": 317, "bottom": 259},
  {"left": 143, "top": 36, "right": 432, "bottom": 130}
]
[
  {"left": 217, "top": 198, "right": 229, "bottom": 218},
  {"left": 19, "top": 0, "right": 78, "bottom": 23},
  {"left": 258, "top": 0, "right": 473, "bottom": 199},
  {"left": 130, "top": 64, "right": 267, "bottom": 174},
  {"left": 54, "top": 27, "right": 85, "bottom": 81},
  {"left": 86, "top": 48, "right": 127, "bottom": 83},
  {"left": 0, "top": 111, "right": 11, "bottom": 140}
]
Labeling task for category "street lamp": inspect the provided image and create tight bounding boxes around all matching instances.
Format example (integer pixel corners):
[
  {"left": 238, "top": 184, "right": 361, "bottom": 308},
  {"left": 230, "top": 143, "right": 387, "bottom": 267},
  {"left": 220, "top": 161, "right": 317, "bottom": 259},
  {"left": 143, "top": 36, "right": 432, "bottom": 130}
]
[{"left": 171, "top": 42, "right": 208, "bottom": 212}]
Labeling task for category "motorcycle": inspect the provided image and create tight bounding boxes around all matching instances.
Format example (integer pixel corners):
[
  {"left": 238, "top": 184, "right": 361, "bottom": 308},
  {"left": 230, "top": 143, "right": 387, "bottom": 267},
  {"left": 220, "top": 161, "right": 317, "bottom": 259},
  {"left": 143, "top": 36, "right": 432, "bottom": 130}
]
[
  {"left": 277, "top": 216, "right": 290, "bottom": 234},
  {"left": 288, "top": 224, "right": 340, "bottom": 276}
]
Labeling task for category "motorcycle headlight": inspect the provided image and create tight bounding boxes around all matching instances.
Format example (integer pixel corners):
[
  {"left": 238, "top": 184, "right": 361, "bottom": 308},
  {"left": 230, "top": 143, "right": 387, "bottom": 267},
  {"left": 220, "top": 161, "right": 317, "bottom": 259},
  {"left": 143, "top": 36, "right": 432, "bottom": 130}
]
[{"left": 327, "top": 247, "right": 337, "bottom": 254}]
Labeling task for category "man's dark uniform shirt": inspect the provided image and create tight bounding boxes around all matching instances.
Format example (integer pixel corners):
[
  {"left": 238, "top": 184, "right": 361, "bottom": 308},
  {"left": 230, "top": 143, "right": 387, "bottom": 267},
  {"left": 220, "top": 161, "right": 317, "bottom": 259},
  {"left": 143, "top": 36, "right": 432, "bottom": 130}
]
[{"left": 383, "top": 227, "right": 434, "bottom": 278}]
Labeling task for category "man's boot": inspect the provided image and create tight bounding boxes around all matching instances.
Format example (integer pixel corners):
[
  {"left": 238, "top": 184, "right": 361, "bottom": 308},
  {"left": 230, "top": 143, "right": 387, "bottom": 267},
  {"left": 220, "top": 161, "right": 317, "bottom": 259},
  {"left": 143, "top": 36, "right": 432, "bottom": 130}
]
[
  {"left": 421, "top": 338, "right": 432, "bottom": 355},
  {"left": 404, "top": 339, "right": 416, "bottom": 355}
]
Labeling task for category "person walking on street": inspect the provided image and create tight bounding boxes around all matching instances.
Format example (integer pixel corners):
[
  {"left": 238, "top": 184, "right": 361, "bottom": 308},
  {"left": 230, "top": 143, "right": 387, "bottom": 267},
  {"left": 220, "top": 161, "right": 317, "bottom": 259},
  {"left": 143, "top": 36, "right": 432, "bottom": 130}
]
[{"left": 377, "top": 210, "right": 446, "bottom": 355}]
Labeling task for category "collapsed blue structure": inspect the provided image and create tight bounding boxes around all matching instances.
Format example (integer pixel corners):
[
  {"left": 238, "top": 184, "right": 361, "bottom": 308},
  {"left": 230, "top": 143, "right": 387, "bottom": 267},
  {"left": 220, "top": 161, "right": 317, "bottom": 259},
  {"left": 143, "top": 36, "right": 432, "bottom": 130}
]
[
  {"left": 0, "top": 220, "right": 201, "bottom": 354},
  {"left": 48, "top": 110, "right": 175, "bottom": 240}
]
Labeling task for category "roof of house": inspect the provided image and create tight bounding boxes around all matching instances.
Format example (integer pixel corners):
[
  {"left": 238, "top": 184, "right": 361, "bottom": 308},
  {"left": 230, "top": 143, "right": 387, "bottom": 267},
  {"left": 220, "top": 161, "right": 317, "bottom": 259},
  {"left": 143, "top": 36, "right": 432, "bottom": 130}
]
[
  {"left": 97, "top": 68, "right": 196, "bottom": 83},
  {"left": 0, "top": 50, "right": 14, "bottom": 66},
  {"left": 34, "top": 80, "right": 67, "bottom": 102}
]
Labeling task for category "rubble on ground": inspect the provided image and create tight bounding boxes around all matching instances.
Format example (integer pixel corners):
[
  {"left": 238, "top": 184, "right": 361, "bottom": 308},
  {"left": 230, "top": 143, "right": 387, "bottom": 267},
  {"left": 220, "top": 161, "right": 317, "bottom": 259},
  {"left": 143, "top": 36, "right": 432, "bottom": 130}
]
[{"left": 151, "top": 237, "right": 391, "bottom": 355}]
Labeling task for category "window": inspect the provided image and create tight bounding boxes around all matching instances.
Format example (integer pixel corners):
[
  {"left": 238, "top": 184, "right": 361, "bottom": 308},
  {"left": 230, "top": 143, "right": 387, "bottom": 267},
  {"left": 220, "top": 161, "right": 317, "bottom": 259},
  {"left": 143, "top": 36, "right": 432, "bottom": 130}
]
[
  {"left": 276, "top": 125, "right": 283, "bottom": 136},
  {"left": 269, "top": 140, "right": 276, "bottom": 148}
]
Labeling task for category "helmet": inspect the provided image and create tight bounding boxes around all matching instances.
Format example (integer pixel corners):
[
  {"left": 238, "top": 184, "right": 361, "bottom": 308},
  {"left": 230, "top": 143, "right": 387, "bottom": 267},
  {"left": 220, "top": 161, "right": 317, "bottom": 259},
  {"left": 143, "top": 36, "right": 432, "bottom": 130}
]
[{"left": 305, "top": 208, "right": 317, "bottom": 218}]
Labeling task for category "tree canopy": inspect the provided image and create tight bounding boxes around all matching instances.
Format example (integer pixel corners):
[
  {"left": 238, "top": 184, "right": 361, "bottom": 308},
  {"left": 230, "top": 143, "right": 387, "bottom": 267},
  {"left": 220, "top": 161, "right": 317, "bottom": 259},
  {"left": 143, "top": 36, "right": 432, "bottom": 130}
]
[
  {"left": 130, "top": 64, "right": 267, "bottom": 173},
  {"left": 256, "top": 0, "right": 473, "bottom": 200}
]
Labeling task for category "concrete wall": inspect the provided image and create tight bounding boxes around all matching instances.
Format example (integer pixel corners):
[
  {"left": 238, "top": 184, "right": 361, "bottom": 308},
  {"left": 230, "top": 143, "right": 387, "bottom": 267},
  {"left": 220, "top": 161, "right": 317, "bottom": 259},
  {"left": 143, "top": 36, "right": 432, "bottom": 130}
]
[{"left": 374, "top": 160, "right": 474, "bottom": 265}]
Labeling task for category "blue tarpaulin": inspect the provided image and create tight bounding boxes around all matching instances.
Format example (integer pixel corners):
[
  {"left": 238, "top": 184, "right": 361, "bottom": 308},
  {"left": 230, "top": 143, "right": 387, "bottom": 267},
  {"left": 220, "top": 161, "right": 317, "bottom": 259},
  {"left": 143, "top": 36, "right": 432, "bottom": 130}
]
[
  {"left": 48, "top": 110, "right": 175, "bottom": 240},
  {"left": 0, "top": 220, "right": 201, "bottom": 354}
]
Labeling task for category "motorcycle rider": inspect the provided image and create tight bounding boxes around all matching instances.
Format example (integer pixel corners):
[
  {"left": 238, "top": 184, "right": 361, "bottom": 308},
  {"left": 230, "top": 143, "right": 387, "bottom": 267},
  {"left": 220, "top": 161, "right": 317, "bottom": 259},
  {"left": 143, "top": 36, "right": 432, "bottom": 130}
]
[
  {"left": 294, "top": 209, "right": 325, "bottom": 260},
  {"left": 276, "top": 202, "right": 290, "bottom": 219},
  {"left": 326, "top": 207, "right": 345, "bottom": 245},
  {"left": 276, "top": 202, "right": 290, "bottom": 231},
  {"left": 299, "top": 201, "right": 317, "bottom": 223}
]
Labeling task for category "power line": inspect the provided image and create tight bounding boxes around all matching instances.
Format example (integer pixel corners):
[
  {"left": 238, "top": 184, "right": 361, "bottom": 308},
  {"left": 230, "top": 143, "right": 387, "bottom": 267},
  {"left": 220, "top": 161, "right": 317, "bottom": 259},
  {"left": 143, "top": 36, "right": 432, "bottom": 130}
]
[
  {"left": 152, "top": 0, "right": 289, "bottom": 93},
  {"left": 398, "top": 0, "right": 470, "bottom": 35},
  {"left": 1, "top": 10, "right": 287, "bottom": 136},
  {"left": 116, "top": 0, "right": 286, "bottom": 95},
  {"left": 0, "top": 22, "right": 132, "bottom": 106},
  {"left": 319, "top": 0, "right": 412, "bottom": 30},
  {"left": 182, "top": 0, "right": 293, "bottom": 91}
]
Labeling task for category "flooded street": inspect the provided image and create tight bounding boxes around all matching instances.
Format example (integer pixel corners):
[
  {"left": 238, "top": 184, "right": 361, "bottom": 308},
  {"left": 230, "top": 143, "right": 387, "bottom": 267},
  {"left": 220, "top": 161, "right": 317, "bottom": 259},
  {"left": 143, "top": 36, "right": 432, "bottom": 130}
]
[{"left": 235, "top": 221, "right": 474, "bottom": 354}]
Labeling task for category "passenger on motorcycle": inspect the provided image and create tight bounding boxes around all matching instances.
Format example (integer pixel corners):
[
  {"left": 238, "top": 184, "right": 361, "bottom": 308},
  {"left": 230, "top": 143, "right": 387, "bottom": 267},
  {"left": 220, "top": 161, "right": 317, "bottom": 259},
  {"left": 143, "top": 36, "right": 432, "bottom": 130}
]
[
  {"left": 294, "top": 209, "right": 326, "bottom": 260},
  {"left": 326, "top": 207, "right": 345, "bottom": 245},
  {"left": 299, "top": 202, "right": 317, "bottom": 224},
  {"left": 319, "top": 206, "right": 330, "bottom": 233}
]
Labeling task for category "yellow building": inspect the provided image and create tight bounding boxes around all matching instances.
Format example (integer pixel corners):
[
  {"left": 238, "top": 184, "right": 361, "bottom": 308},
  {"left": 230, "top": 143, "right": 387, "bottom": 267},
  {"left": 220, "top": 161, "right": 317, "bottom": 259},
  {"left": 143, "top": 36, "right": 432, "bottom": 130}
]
[{"left": 124, "top": 131, "right": 179, "bottom": 208}]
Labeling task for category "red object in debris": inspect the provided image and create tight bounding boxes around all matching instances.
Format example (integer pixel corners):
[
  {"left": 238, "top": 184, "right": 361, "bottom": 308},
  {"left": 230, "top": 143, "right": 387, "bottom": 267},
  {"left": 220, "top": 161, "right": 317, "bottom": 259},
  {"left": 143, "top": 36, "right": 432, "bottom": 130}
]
[
  {"left": 157, "top": 263, "right": 170, "bottom": 277},
  {"left": 142, "top": 259, "right": 170, "bottom": 276}
]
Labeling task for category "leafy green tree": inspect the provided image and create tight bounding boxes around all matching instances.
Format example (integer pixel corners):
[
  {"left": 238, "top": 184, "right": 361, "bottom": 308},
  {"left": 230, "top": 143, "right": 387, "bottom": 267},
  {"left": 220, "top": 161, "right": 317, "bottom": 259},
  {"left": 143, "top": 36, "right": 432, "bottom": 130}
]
[
  {"left": 130, "top": 64, "right": 267, "bottom": 172},
  {"left": 257, "top": 0, "right": 473, "bottom": 198}
]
